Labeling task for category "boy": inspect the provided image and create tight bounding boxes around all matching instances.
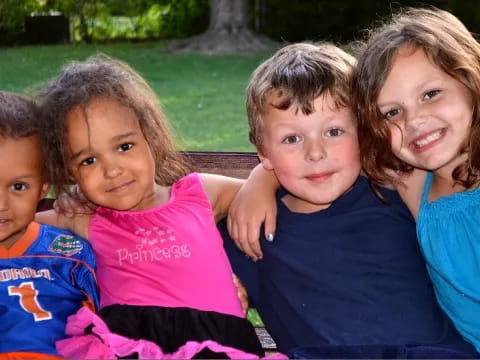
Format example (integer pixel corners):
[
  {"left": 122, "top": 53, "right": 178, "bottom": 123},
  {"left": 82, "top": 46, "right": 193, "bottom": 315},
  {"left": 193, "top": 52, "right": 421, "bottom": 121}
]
[
  {"left": 0, "top": 91, "right": 99, "bottom": 358},
  {"left": 219, "top": 43, "right": 477, "bottom": 358}
]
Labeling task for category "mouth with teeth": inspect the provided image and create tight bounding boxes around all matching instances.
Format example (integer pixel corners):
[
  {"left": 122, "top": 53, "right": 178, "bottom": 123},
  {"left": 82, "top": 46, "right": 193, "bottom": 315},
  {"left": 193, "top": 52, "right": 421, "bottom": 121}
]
[{"left": 410, "top": 128, "right": 446, "bottom": 152}]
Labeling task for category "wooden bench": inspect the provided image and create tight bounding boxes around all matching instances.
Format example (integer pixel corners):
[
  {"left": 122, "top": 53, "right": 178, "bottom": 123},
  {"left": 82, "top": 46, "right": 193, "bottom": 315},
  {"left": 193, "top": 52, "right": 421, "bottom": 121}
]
[
  {"left": 182, "top": 151, "right": 260, "bottom": 178},
  {"left": 36, "top": 151, "right": 277, "bottom": 351}
]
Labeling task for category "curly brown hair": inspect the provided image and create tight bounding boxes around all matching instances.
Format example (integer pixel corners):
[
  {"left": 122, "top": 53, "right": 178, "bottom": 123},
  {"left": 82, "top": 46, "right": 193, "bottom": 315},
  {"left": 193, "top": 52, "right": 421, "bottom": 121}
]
[
  {"left": 39, "top": 55, "right": 188, "bottom": 196},
  {"left": 353, "top": 7, "right": 480, "bottom": 188},
  {"left": 0, "top": 91, "right": 40, "bottom": 139},
  {"left": 246, "top": 42, "right": 356, "bottom": 154}
]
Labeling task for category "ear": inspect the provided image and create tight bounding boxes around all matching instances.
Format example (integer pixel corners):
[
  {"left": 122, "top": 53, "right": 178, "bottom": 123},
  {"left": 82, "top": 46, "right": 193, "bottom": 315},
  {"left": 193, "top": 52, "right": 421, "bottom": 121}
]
[
  {"left": 39, "top": 183, "right": 51, "bottom": 201},
  {"left": 258, "top": 151, "right": 274, "bottom": 171}
]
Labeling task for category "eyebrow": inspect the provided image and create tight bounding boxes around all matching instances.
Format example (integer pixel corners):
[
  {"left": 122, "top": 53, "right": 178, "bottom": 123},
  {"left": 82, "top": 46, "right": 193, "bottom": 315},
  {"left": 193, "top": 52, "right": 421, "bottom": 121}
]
[
  {"left": 12, "top": 174, "right": 39, "bottom": 181},
  {"left": 378, "top": 78, "right": 444, "bottom": 107},
  {"left": 70, "top": 131, "right": 138, "bottom": 161}
]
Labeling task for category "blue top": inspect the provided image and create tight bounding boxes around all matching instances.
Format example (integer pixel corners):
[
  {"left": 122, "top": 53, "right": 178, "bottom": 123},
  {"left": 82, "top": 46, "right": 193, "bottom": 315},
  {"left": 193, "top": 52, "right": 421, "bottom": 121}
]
[
  {"left": 221, "top": 176, "right": 475, "bottom": 355},
  {"left": 417, "top": 172, "right": 480, "bottom": 352},
  {"left": 0, "top": 222, "right": 99, "bottom": 356}
]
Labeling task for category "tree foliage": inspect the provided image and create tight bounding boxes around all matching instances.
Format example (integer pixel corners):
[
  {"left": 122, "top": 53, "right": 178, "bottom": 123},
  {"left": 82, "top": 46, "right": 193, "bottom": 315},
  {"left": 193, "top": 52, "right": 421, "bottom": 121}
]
[
  {"left": 3, "top": 0, "right": 480, "bottom": 46},
  {"left": 0, "top": 0, "right": 208, "bottom": 44}
]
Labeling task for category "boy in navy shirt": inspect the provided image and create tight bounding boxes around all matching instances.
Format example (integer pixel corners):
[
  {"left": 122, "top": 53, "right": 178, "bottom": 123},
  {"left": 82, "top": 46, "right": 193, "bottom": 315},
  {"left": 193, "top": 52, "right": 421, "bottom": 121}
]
[{"left": 220, "top": 43, "right": 477, "bottom": 358}]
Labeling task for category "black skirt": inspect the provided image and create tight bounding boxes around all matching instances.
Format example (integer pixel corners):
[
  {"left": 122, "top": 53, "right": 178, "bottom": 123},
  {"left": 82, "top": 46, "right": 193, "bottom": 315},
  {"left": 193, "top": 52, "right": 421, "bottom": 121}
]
[{"left": 90, "top": 304, "right": 265, "bottom": 359}]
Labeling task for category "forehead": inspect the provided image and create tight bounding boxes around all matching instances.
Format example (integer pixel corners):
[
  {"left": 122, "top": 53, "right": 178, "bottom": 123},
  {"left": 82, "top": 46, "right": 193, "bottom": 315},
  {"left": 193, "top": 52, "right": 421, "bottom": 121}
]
[
  {"left": 0, "top": 135, "right": 43, "bottom": 177},
  {"left": 66, "top": 97, "right": 141, "bottom": 145},
  {"left": 383, "top": 47, "right": 441, "bottom": 84},
  {"left": 264, "top": 91, "right": 354, "bottom": 124}
]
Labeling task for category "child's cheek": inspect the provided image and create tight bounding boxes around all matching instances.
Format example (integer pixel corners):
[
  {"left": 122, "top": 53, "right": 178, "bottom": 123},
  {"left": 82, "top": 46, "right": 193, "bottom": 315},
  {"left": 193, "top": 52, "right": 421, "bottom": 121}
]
[{"left": 389, "top": 124, "right": 404, "bottom": 156}]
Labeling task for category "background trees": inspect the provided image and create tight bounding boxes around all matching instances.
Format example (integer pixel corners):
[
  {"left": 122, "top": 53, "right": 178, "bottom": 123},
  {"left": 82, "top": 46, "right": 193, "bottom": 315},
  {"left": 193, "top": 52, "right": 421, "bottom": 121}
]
[{"left": 2, "top": 0, "right": 480, "bottom": 48}]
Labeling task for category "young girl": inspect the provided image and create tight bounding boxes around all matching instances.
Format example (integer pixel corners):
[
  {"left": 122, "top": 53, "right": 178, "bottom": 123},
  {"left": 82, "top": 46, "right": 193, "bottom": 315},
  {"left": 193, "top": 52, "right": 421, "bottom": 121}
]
[
  {"left": 35, "top": 55, "right": 272, "bottom": 359},
  {"left": 351, "top": 7, "right": 480, "bottom": 352},
  {"left": 228, "top": 6, "right": 480, "bottom": 354}
]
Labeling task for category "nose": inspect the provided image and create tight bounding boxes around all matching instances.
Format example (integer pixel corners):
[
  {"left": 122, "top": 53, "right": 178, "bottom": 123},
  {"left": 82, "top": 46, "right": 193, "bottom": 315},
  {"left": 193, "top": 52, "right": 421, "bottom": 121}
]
[
  {"left": 0, "top": 192, "right": 9, "bottom": 211},
  {"left": 404, "top": 107, "right": 428, "bottom": 132},
  {"left": 305, "top": 139, "right": 326, "bottom": 162},
  {"left": 103, "top": 157, "right": 123, "bottom": 179}
]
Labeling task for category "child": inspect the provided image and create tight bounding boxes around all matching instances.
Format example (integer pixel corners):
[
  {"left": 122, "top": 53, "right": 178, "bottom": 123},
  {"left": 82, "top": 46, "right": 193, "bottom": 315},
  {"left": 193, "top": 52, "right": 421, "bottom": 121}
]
[
  {"left": 219, "top": 43, "right": 478, "bottom": 358},
  {"left": 35, "top": 55, "right": 271, "bottom": 359},
  {"left": 351, "top": 7, "right": 480, "bottom": 352},
  {"left": 0, "top": 91, "right": 99, "bottom": 359}
]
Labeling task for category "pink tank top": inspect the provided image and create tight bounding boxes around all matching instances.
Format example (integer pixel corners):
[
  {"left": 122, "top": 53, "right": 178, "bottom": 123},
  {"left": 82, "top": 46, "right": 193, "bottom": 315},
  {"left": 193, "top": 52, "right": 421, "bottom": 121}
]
[{"left": 88, "top": 173, "right": 244, "bottom": 318}]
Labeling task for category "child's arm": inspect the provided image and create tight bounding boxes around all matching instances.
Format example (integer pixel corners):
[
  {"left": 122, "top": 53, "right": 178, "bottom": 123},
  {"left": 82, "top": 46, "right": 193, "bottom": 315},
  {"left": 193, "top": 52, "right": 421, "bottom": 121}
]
[
  {"left": 395, "top": 169, "right": 427, "bottom": 220},
  {"left": 35, "top": 210, "right": 91, "bottom": 240},
  {"left": 233, "top": 273, "right": 249, "bottom": 315},
  {"left": 227, "top": 165, "right": 279, "bottom": 261},
  {"left": 199, "top": 173, "right": 245, "bottom": 223}
]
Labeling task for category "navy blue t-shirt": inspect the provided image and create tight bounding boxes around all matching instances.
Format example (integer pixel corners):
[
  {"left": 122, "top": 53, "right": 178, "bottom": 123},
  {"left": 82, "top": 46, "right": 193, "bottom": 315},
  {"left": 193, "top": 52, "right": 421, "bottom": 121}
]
[{"left": 220, "top": 176, "right": 475, "bottom": 356}]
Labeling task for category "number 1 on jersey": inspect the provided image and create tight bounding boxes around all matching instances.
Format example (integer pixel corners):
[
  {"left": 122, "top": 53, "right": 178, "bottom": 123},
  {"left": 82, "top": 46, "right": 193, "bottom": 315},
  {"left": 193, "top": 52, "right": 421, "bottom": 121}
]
[{"left": 8, "top": 281, "right": 52, "bottom": 321}]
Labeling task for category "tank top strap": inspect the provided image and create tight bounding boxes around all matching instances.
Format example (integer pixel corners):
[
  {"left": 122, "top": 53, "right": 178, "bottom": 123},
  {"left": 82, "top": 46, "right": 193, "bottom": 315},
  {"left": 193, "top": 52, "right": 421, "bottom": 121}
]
[{"left": 420, "top": 171, "right": 434, "bottom": 208}]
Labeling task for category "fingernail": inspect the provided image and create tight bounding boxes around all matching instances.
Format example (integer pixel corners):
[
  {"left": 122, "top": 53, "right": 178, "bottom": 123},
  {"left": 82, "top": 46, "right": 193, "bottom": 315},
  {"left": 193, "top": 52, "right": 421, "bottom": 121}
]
[{"left": 266, "top": 233, "right": 274, "bottom": 242}]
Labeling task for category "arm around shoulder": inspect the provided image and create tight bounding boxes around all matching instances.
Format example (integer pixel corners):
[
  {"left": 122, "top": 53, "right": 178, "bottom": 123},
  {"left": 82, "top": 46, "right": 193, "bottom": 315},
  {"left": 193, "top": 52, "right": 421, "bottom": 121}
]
[
  {"left": 396, "top": 169, "right": 427, "bottom": 220},
  {"left": 35, "top": 210, "right": 91, "bottom": 240},
  {"left": 199, "top": 173, "right": 245, "bottom": 222}
]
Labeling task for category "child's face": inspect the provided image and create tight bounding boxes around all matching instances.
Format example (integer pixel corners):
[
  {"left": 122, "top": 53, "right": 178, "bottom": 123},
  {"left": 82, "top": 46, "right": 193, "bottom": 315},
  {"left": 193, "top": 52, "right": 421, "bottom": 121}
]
[
  {"left": 259, "top": 93, "right": 361, "bottom": 213},
  {"left": 65, "top": 97, "right": 157, "bottom": 211},
  {"left": 0, "top": 135, "right": 49, "bottom": 249},
  {"left": 377, "top": 46, "right": 473, "bottom": 177}
]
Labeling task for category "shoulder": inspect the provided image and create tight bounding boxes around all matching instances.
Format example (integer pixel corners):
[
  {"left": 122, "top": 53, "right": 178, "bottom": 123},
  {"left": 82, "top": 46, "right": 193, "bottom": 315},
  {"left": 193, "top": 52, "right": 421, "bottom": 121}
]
[
  {"left": 349, "top": 177, "right": 416, "bottom": 224},
  {"left": 39, "top": 223, "right": 95, "bottom": 265},
  {"left": 172, "top": 172, "right": 203, "bottom": 193},
  {"left": 396, "top": 170, "right": 427, "bottom": 219}
]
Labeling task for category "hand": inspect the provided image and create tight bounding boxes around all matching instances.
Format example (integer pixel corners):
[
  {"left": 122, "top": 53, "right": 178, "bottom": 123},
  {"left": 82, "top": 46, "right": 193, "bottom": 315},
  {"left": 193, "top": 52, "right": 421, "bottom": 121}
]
[
  {"left": 227, "top": 165, "right": 278, "bottom": 261},
  {"left": 53, "top": 185, "right": 95, "bottom": 218},
  {"left": 233, "top": 273, "right": 249, "bottom": 315}
]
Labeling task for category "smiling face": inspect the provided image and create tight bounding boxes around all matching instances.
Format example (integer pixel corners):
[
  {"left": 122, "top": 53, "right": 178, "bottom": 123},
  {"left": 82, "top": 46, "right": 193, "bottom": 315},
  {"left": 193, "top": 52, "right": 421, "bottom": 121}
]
[
  {"left": 259, "top": 93, "right": 361, "bottom": 213},
  {"left": 377, "top": 46, "right": 473, "bottom": 178},
  {"left": 0, "top": 135, "right": 49, "bottom": 249},
  {"left": 66, "top": 97, "right": 159, "bottom": 212}
]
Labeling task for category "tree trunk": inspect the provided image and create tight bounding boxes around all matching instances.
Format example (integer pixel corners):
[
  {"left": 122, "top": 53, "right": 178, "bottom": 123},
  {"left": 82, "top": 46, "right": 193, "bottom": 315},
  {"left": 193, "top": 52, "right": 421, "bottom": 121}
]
[
  {"left": 168, "top": 0, "right": 277, "bottom": 54},
  {"left": 77, "top": 0, "right": 91, "bottom": 43}
]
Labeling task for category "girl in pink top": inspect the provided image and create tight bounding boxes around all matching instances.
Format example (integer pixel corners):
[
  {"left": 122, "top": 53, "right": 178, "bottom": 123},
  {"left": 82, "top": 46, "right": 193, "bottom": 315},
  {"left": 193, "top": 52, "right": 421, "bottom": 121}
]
[{"left": 36, "top": 56, "right": 273, "bottom": 359}]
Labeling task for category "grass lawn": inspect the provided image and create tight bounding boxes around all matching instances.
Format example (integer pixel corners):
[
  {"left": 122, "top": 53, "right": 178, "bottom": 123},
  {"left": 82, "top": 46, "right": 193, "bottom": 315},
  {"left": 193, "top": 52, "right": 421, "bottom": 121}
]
[{"left": 0, "top": 41, "right": 272, "bottom": 151}]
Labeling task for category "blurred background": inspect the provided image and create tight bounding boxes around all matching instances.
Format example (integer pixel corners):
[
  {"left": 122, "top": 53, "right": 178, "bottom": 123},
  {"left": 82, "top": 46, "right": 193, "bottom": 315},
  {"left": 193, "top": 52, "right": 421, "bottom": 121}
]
[{"left": 1, "top": 0, "right": 479, "bottom": 150}]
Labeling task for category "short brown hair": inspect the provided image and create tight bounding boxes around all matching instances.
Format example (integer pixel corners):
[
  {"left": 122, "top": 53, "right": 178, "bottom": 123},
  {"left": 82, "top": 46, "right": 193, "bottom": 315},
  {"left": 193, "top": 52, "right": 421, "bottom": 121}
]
[
  {"left": 353, "top": 7, "right": 480, "bottom": 188},
  {"left": 246, "top": 42, "right": 356, "bottom": 153}
]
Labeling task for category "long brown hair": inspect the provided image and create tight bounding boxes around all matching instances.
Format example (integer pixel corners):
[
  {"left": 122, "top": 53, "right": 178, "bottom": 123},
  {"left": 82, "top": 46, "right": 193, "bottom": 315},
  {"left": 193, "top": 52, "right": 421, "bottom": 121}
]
[
  {"left": 353, "top": 7, "right": 480, "bottom": 188},
  {"left": 39, "top": 55, "right": 188, "bottom": 196}
]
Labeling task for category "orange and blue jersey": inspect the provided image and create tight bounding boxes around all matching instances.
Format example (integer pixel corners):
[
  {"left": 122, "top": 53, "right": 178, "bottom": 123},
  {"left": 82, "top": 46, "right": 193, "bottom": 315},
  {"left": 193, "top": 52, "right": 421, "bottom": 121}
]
[{"left": 0, "top": 221, "right": 99, "bottom": 358}]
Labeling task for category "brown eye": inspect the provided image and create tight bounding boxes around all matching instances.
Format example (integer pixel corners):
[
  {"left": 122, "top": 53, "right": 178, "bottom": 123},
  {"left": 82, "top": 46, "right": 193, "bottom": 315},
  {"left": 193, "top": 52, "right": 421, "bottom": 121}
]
[
  {"left": 11, "top": 183, "right": 27, "bottom": 191},
  {"left": 119, "top": 143, "right": 133, "bottom": 152},
  {"left": 81, "top": 157, "right": 96, "bottom": 166},
  {"left": 424, "top": 89, "right": 440, "bottom": 100}
]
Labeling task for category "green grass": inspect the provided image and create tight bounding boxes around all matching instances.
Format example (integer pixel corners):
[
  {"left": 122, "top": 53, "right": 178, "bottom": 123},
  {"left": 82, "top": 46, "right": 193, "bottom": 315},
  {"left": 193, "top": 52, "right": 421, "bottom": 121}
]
[{"left": 0, "top": 41, "right": 272, "bottom": 151}]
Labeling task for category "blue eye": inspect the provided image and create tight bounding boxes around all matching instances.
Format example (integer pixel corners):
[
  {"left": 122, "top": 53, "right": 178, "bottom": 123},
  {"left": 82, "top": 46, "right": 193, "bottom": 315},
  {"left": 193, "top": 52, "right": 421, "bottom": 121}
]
[
  {"left": 119, "top": 143, "right": 133, "bottom": 152},
  {"left": 326, "top": 128, "right": 344, "bottom": 137},
  {"left": 424, "top": 89, "right": 440, "bottom": 100},
  {"left": 11, "top": 183, "right": 27, "bottom": 191},
  {"left": 81, "top": 157, "right": 96, "bottom": 166},
  {"left": 282, "top": 135, "right": 302, "bottom": 144}
]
